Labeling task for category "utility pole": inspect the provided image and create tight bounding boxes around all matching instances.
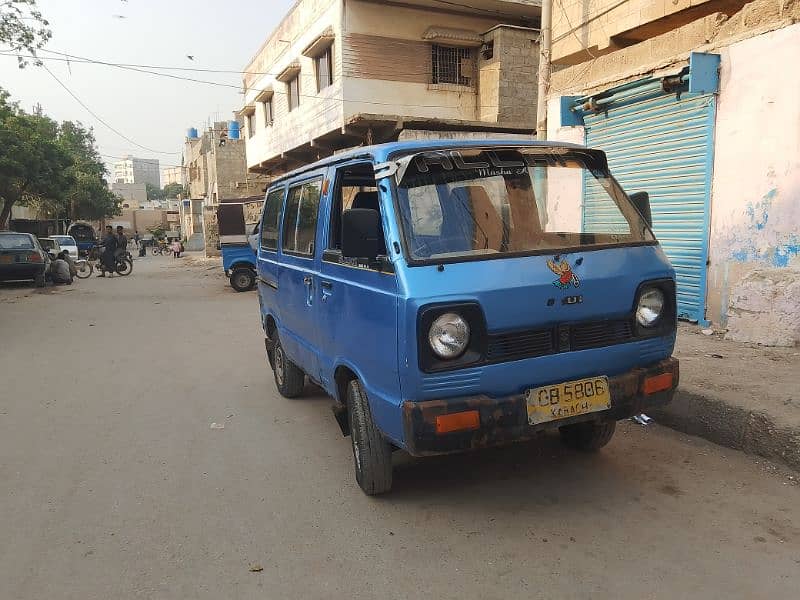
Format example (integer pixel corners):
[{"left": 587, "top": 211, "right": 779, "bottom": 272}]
[{"left": 536, "top": 0, "right": 553, "bottom": 141}]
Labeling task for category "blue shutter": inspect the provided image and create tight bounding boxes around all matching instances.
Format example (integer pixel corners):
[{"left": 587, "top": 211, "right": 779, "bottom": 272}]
[{"left": 583, "top": 84, "right": 715, "bottom": 323}]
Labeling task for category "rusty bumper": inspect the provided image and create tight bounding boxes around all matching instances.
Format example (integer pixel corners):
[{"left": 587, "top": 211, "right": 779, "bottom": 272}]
[{"left": 402, "top": 358, "right": 679, "bottom": 457}]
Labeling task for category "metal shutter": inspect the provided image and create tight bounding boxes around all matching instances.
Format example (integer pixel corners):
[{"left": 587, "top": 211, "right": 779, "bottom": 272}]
[{"left": 583, "top": 85, "right": 715, "bottom": 323}]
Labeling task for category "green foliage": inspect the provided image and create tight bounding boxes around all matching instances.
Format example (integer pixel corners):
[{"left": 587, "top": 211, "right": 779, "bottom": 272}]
[
  {"left": 147, "top": 225, "right": 165, "bottom": 240},
  {"left": 163, "top": 182, "right": 187, "bottom": 199},
  {"left": 146, "top": 182, "right": 165, "bottom": 201},
  {"left": 0, "top": 0, "right": 52, "bottom": 68},
  {"left": 0, "top": 88, "right": 120, "bottom": 228}
]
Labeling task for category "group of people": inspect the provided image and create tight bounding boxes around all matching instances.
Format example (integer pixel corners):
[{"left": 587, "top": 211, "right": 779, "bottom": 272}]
[{"left": 98, "top": 225, "right": 129, "bottom": 278}]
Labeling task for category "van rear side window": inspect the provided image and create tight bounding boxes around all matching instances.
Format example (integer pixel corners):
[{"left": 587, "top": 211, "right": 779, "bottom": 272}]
[
  {"left": 281, "top": 179, "right": 322, "bottom": 257},
  {"left": 261, "top": 188, "right": 284, "bottom": 250}
]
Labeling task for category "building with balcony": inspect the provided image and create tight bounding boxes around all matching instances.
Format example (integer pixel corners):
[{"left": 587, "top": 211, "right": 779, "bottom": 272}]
[{"left": 240, "top": 0, "right": 542, "bottom": 175}]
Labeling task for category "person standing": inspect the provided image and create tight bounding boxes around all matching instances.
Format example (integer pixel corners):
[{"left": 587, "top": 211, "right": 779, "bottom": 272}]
[
  {"left": 98, "top": 225, "right": 117, "bottom": 277},
  {"left": 171, "top": 239, "right": 182, "bottom": 258},
  {"left": 115, "top": 226, "right": 128, "bottom": 260},
  {"left": 133, "top": 230, "right": 140, "bottom": 248}
]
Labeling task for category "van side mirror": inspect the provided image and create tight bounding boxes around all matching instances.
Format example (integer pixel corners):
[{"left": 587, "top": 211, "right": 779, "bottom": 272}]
[
  {"left": 342, "top": 208, "right": 380, "bottom": 260},
  {"left": 629, "top": 191, "right": 652, "bottom": 228}
]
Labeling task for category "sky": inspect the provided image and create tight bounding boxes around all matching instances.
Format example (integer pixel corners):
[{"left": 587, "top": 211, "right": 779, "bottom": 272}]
[{"left": 1, "top": 0, "right": 294, "bottom": 181}]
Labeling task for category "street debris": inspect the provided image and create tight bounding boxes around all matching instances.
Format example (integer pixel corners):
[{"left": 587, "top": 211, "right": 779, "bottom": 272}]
[
  {"left": 708, "top": 353, "right": 725, "bottom": 359},
  {"left": 249, "top": 564, "right": 264, "bottom": 572},
  {"left": 210, "top": 422, "right": 225, "bottom": 430},
  {"left": 701, "top": 328, "right": 714, "bottom": 336},
  {"left": 632, "top": 414, "right": 654, "bottom": 426}
]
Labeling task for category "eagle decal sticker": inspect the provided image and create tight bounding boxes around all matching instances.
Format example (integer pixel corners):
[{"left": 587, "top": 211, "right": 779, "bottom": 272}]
[{"left": 547, "top": 259, "right": 580, "bottom": 290}]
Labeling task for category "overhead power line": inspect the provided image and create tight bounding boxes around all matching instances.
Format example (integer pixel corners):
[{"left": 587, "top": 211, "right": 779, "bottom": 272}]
[
  {"left": 5, "top": 51, "right": 509, "bottom": 109},
  {"left": 42, "top": 64, "right": 177, "bottom": 155}
]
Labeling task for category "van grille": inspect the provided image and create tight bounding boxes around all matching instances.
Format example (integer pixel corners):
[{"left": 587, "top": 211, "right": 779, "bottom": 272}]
[
  {"left": 487, "top": 329, "right": 554, "bottom": 362},
  {"left": 571, "top": 320, "right": 634, "bottom": 350},
  {"left": 486, "top": 318, "right": 634, "bottom": 363}
]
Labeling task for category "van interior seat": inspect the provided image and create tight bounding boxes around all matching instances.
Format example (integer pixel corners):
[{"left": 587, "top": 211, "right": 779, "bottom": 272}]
[{"left": 351, "top": 191, "right": 386, "bottom": 255}]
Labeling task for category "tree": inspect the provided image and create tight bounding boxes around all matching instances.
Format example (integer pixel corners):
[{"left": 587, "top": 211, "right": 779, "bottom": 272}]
[
  {"left": 163, "top": 182, "right": 188, "bottom": 199},
  {"left": 146, "top": 182, "right": 165, "bottom": 201},
  {"left": 0, "top": 0, "right": 52, "bottom": 68},
  {"left": 0, "top": 89, "right": 121, "bottom": 228},
  {"left": 0, "top": 89, "right": 72, "bottom": 228},
  {"left": 58, "top": 121, "right": 121, "bottom": 220}
]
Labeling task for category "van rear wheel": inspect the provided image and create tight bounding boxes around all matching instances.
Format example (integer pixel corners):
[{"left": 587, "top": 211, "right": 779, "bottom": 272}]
[
  {"left": 272, "top": 335, "right": 304, "bottom": 398},
  {"left": 559, "top": 419, "right": 616, "bottom": 452},
  {"left": 347, "top": 379, "right": 392, "bottom": 495}
]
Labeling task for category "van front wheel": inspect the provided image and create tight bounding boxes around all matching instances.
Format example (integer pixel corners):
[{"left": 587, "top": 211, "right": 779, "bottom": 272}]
[
  {"left": 559, "top": 419, "right": 616, "bottom": 452},
  {"left": 272, "top": 336, "right": 304, "bottom": 398},
  {"left": 347, "top": 380, "right": 392, "bottom": 495}
]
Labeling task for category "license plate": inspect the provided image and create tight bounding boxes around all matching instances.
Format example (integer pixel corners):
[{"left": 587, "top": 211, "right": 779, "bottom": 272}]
[
  {"left": 0, "top": 255, "right": 12, "bottom": 264},
  {"left": 526, "top": 376, "right": 611, "bottom": 425}
]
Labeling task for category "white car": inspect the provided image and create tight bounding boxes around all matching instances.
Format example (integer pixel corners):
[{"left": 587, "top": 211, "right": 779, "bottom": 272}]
[{"left": 51, "top": 235, "right": 79, "bottom": 259}]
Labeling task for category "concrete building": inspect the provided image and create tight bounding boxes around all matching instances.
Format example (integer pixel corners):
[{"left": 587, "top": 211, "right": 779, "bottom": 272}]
[
  {"left": 183, "top": 122, "right": 269, "bottom": 253},
  {"left": 113, "top": 156, "right": 161, "bottom": 188},
  {"left": 546, "top": 0, "right": 800, "bottom": 345},
  {"left": 161, "top": 166, "right": 187, "bottom": 188},
  {"left": 240, "top": 0, "right": 542, "bottom": 175},
  {"left": 111, "top": 182, "right": 148, "bottom": 210}
]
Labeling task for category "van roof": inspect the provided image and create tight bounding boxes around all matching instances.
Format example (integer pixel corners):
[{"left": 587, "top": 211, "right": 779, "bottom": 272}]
[{"left": 268, "top": 138, "right": 588, "bottom": 187}]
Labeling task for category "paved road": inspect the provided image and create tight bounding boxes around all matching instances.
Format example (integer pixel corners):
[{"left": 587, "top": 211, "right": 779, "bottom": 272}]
[{"left": 1, "top": 256, "right": 798, "bottom": 600}]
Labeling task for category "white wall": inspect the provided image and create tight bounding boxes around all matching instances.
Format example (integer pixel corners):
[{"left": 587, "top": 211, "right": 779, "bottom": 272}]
[
  {"left": 544, "top": 97, "right": 585, "bottom": 231},
  {"left": 707, "top": 23, "right": 800, "bottom": 325}
]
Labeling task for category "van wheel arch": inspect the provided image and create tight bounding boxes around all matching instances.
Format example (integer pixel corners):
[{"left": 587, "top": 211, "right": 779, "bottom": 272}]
[
  {"left": 333, "top": 366, "right": 358, "bottom": 436},
  {"left": 264, "top": 316, "right": 278, "bottom": 367}
]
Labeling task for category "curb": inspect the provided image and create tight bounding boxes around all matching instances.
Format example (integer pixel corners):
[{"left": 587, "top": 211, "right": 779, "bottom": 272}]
[{"left": 650, "top": 389, "right": 800, "bottom": 472}]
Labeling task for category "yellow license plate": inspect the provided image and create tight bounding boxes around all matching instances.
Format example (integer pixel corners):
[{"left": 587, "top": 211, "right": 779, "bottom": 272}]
[
  {"left": 526, "top": 376, "right": 611, "bottom": 425},
  {"left": 0, "top": 255, "right": 12, "bottom": 264}
]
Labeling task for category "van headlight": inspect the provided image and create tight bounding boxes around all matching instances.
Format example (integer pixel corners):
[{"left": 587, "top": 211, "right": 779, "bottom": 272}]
[
  {"left": 636, "top": 288, "right": 665, "bottom": 327},
  {"left": 428, "top": 313, "right": 470, "bottom": 359}
]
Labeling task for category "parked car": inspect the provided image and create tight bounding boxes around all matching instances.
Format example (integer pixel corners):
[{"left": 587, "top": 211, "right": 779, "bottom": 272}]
[
  {"left": 254, "top": 140, "right": 680, "bottom": 495},
  {"left": 0, "top": 232, "right": 50, "bottom": 287},
  {"left": 50, "top": 235, "right": 79, "bottom": 259},
  {"left": 38, "top": 237, "right": 63, "bottom": 260}
]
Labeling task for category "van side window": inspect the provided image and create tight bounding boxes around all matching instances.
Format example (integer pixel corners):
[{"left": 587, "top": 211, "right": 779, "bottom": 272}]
[
  {"left": 260, "top": 187, "right": 284, "bottom": 250},
  {"left": 326, "top": 163, "right": 389, "bottom": 271},
  {"left": 281, "top": 179, "right": 321, "bottom": 257}
]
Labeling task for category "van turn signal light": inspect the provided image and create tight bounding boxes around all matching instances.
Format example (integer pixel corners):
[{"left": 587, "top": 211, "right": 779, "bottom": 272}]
[
  {"left": 435, "top": 410, "right": 480, "bottom": 435},
  {"left": 643, "top": 373, "right": 673, "bottom": 395}
]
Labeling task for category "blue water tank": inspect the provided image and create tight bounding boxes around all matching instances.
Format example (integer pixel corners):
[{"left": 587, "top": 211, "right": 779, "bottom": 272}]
[
  {"left": 187, "top": 127, "right": 198, "bottom": 139},
  {"left": 228, "top": 121, "right": 240, "bottom": 140}
]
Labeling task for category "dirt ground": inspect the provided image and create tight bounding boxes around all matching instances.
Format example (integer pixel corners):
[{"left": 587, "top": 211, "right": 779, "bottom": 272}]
[{"left": 1, "top": 255, "right": 798, "bottom": 600}]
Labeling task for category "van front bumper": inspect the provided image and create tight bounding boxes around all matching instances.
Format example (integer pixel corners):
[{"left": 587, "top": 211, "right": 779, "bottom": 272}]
[{"left": 402, "top": 358, "right": 679, "bottom": 456}]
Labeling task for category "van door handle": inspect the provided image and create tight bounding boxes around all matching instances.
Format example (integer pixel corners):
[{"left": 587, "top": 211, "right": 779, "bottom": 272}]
[{"left": 303, "top": 275, "right": 313, "bottom": 286}]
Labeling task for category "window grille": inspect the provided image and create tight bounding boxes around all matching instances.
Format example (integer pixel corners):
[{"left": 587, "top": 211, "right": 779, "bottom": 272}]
[{"left": 431, "top": 44, "right": 474, "bottom": 86}]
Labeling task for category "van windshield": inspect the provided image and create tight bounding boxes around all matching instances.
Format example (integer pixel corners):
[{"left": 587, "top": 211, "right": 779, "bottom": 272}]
[{"left": 394, "top": 147, "right": 654, "bottom": 262}]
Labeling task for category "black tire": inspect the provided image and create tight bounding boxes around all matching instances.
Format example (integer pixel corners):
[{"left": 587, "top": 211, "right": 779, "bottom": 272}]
[
  {"left": 151, "top": 247, "right": 160, "bottom": 256},
  {"left": 34, "top": 272, "right": 46, "bottom": 288},
  {"left": 347, "top": 379, "right": 393, "bottom": 495},
  {"left": 230, "top": 268, "right": 255, "bottom": 292},
  {"left": 559, "top": 419, "right": 617, "bottom": 452},
  {"left": 115, "top": 258, "right": 133, "bottom": 276},
  {"left": 74, "top": 260, "right": 93, "bottom": 279},
  {"left": 272, "top": 335, "right": 304, "bottom": 398}
]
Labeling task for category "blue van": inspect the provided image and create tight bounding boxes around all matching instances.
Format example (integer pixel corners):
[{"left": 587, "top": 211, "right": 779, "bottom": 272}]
[{"left": 255, "top": 140, "right": 679, "bottom": 495}]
